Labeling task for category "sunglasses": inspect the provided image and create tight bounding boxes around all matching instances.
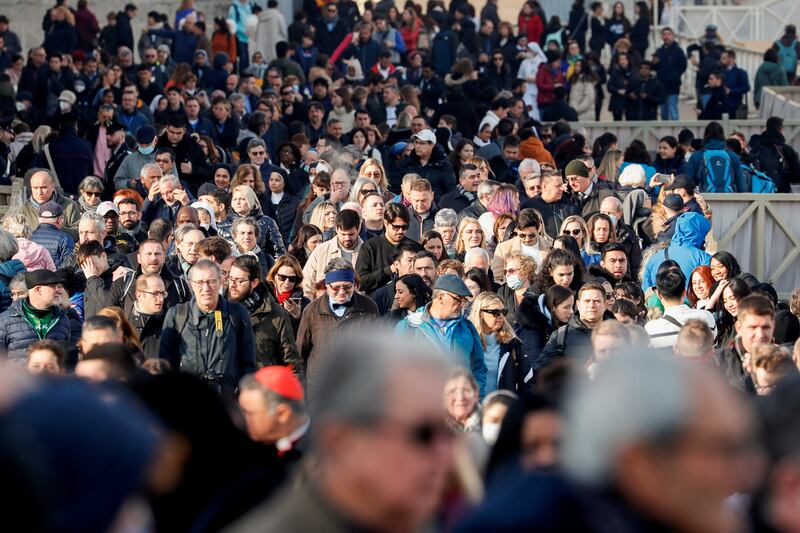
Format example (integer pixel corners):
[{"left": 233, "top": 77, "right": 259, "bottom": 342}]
[
  {"left": 481, "top": 308, "right": 508, "bottom": 317},
  {"left": 563, "top": 229, "right": 583, "bottom": 236},
  {"left": 84, "top": 191, "right": 102, "bottom": 197},
  {"left": 390, "top": 223, "right": 409, "bottom": 230},
  {"left": 276, "top": 273, "right": 301, "bottom": 283}
]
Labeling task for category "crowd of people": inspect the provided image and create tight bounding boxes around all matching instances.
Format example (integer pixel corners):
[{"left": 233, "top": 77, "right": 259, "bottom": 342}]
[{"left": 0, "top": 0, "right": 799, "bottom": 531}]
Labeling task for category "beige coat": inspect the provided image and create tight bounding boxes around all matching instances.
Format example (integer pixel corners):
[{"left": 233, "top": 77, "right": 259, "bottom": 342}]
[
  {"left": 568, "top": 78, "right": 596, "bottom": 121},
  {"left": 254, "top": 8, "right": 287, "bottom": 62},
  {"left": 491, "top": 236, "right": 549, "bottom": 284},
  {"left": 301, "top": 237, "right": 363, "bottom": 297}
]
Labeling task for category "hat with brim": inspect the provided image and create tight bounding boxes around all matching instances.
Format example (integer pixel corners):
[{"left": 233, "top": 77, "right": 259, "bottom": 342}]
[
  {"left": 433, "top": 274, "right": 472, "bottom": 298},
  {"left": 25, "top": 269, "right": 65, "bottom": 288}
]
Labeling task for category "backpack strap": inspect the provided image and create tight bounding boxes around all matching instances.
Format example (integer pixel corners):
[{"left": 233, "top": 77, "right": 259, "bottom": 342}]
[
  {"left": 663, "top": 247, "right": 670, "bottom": 262},
  {"left": 120, "top": 271, "right": 136, "bottom": 302},
  {"left": 174, "top": 304, "right": 190, "bottom": 335},
  {"left": 661, "top": 314, "right": 683, "bottom": 329},
  {"left": 556, "top": 323, "right": 569, "bottom": 356}
]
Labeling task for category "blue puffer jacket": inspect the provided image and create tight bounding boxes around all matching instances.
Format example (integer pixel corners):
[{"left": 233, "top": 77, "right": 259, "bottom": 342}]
[
  {"left": 0, "top": 260, "right": 25, "bottom": 313},
  {"left": 641, "top": 212, "right": 712, "bottom": 290},
  {"left": 31, "top": 223, "right": 75, "bottom": 269},
  {"left": 395, "top": 304, "right": 488, "bottom": 397},
  {"left": 0, "top": 299, "right": 72, "bottom": 361}
]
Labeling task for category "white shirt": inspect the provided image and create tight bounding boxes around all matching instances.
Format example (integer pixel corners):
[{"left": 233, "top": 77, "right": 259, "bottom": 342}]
[{"left": 645, "top": 304, "right": 717, "bottom": 348}]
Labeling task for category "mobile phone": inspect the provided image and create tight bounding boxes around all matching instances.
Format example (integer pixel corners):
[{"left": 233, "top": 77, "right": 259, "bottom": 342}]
[
  {"left": 654, "top": 173, "right": 671, "bottom": 184},
  {"left": 290, "top": 297, "right": 301, "bottom": 306}
]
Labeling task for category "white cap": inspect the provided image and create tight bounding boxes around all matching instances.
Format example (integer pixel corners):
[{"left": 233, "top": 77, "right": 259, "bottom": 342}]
[{"left": 412, "top": 129, "right": 437, "bottom": 144}]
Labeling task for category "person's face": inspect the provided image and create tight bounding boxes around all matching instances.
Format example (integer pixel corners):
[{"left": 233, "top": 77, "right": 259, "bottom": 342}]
[
  {"left": 27, "top": 349, "right": 62, "bottom": 375},
  {"left": 306, "top": 233, "right": 323, "bottom": 251},
  {"left": 234, "top": 224, "right": 257, "bottom": 252},
  {"left": 458, "top": 143, "right": 475, "bottom": 163},
  {"left": 78, "top": 220, "right": 103, "bottom": 244},
  {"left": 708, "top": 74, "right": 722, "bottom": 88},
  {"left": 593, "top": 220, "right": 611, "bottom": 243},
  {"left": 274, "top": 265, "right": 300, "bottom": 293},
  {"left": 444, "top": 375, "right": 477, "bottom": 421},
  {"left": 80, "top": 327, "right": 122, "bottom": 356},
  {"left": 721, "top": 287, "right": 741, "bottom": 318},
  {"left": 189, "top": 268, "right": 221, "bottom": 310},
  {"left": 658, "top": 141, "right": 677, "bottom": 160},
  {"left": 578, "top": 289, "right": 605, "bottom": 324},
  {"left": 516, "top": 225, "right": 539, "bottom": 247},
  {"left": 336, "top": 224, "right": 359, "bottom": 250},
  {"left": 710, "top": 258, "right": 728, "bottom": 281},
  {"left": 228, "top": 265, "right": 256, "bottom": 301},
  {"left": 248, "top": 144, "right": 267, "bottom": 165},
  {"left": 524, "top": 177, "right": 542, "bottom": 198},
  {"left": 662, "top": 29, "right": 674, "bottom": 44},
  {"left": 327, "top": 278, "right": 355, "bottom": 304},
  {"left": 178, "top": 230, "right": 202, "bottom": 264},
  {"left": 639, "top": 64, "right": 651, "bottom": 79},
  {"left": 356, "top": 113, "right": 371, "bottom": 128},
  {"left": 362, "top": 195, "right": 384, "bottom": 222},
  {"left": 503, "top": 144, "right": 520, "bottom": 161},
  {"left": 231, "top": 191, "right": 250, "bottom": 215},
  {"left": 137, "top": 242, "right": 165, "bottom": 276},
  {"left": 321, "top": 207, "right": 337, "bottom": 229},
  {"left": 49, "top": 56, "right": 61, "bottom": 73},
  {"left": 162, "top": 181, "right": 180, "bottom": 204},
  {"left": 410, "top": 190, "right": 434, "bottom": 214},
  {"left": 551, "top": 265, "right": 574, "bottom": 288},
  {"left": 213, "top": 103, "right": 230, "bottom": 121},
  {"left": 414, "top": 257, "right": 437, "bottom": 287},
  {"left": 520, "top": 411, "right": 563, "bottom": 470},
  {"left": 176, "top": 208, "right": 197, "bottom": 227},
  {"left": 567, "top": 174, "right": 591, "bottom": 194},
  {"left": 214, "top": 169, "right": 231, "bottom": 189},
  {"left": 463, "top": 279, "right": 481, "bottom": 298},
  {"left": 601, "top": 251, "right": 628, "bottom": 280},
  {"left": 692, "top": 273, "right": 711, "bottom": 300},
  {"left": 165, "top": 125, "right": 186, "bottom": 148},
  {"left": 267, "top": 173, "right": 285, "bottom": 194},
  {"left": 553, "top": 295, "right": 575, "bottom": 324},
  {"left": 30, "top": 173, "right": 55, "bottom": 204},
  {"left": 184, "top": 99, "right": 200, "bottom": 118},
  {"left": 458, "top": 169, "right": 481, "bottom": 193},
  {"left": 481, "top": 300, "right": 507, "bottom": 333},
  {"left": 437, "top": 225, "right": 456, "bottom": 245},
  {"left": 463, "top": 223, "right": 483, "bottom": 248},
  {"left": 238, "top": 389, "right": 286, "bottom": 443},
  {"left": 593, "top": 334, "right": 626, "bottom": 363},
  {"left": 81, "top": 188, "right": 102, "bottom": 206},
  {"left": 381, "top": 216, "right": 406, "bottom": 243},
  {"left": 541, "top": 177, "right": 564, "bottom": 202},
  {"left": 308, "top": 106, "right": 323, "bottom": 124},
  {"left": 563, "top": 222, "right": 585, "bottom": 246},
  {"left": 329, "top": 121, "right": 343, "bottom": 139},
  {"left": 135, "top": 277, "right": 166, "bottom": 314},
  {"left": 414, "top": 139, "right": 434, "bottom": 159},
  {"left": 394, "top": 280, "right": 416, "bottom": 310},
  {"left": 103, "top": 213, "right": 119, "bottom": 234},
  {"left": 618, "top": 54, "right": 630, "bottom": 69},
  {"left": 155, "top": 153, "right": 173, "bottom": 174},
  {"left": 107, "top": 129, "right": 126, "bottom": 149}
]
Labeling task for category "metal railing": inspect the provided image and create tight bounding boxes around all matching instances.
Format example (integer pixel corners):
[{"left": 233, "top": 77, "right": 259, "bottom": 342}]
[
  {"left": 703, "top": 193, "right": 800, "bottom": 298},
  {"left": 577, "top": 119, "right": 800, "bottom": 151}
]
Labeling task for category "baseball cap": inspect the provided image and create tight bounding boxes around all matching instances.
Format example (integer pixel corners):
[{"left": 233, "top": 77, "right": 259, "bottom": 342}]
[
  {"left": 58, "top": 90, "right": 77, "bottom": 106},
  {"left": 135, "top": 125, "right": 157, "bottom": 145},
  {"left": 37, "top": 201, "right": 64, "bottom": 218},
  {"left": 663, "top": 193, "right": 685, "bottom": 212},
  {"left": 97, "top": 201, "right": 119, "bottom": 217},
  {"left": 254, "top": 366, "right": 304, "bottom": 401},
  {"left": 389, "top": 141, "right": 407, "bottom": 156},
  {"left": 16, "top": 91, "right": 32, "bottom": 102},
  {"left": 665, "top": 174, "right": 695, "bottom": 194},
  {"left": 433, "top": 274, "right": 472, "bottom": 298},
  {"left": 25, "top": 269, "right": 65, "bottom": 288},
  {"left": 412, "top": 129, "right": 437, "bottom": 144}
]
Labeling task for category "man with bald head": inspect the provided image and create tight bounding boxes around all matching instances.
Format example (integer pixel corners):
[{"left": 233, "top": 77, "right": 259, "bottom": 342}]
[
  {"left": 20, "top": 170, "right": 81, "bottom": 239},
  {"left": 600, "top": 195, "right": 643, "bottom": 274}
]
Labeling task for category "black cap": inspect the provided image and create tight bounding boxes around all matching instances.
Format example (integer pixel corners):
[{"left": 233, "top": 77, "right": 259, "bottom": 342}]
[
  {"left": 105, "top": 120, "right": 125, "bottom": 135},
  {"left": 25, "top": 269, "right": 65, "bottom": 288},
  {"left": 665, "top": 174, "right": 695, "bottom": 195}
]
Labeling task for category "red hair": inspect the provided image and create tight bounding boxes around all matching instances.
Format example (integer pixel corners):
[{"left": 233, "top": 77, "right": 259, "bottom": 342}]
[
  {"left": 113, "top": 189, "right": 144, "bottom": 210},
  {"left": 687, "top": 265, "right": 715, "bottom": 307}
]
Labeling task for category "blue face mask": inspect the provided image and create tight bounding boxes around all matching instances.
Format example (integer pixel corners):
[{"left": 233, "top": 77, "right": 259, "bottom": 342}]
[
  {"left": 607, "top": 214, "right": 618, "bottom": 227},
  {"left": 139, "top": 144, "right": 155, "bottom": 155}
]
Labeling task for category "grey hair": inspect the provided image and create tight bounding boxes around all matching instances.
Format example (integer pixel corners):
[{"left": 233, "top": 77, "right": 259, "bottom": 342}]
[
  {"left": 563, "top": 352, "right": 692, "bottom": 485},
  {"left": 600, "top": 195, "right": 623, "bottom": 212},
  {"left": 434, "top": 208, "right": 458, "bottom": 228},
  {"left": 342, "top": 145, "right": 363, "bottom": 161},
  {"left": 333, "top": 164, "right": 356, "bottom": 184},
  {"left": 79, "top": 211, "right": 104, "bottom": 232},
  {"left": 239, "top": 375, "right": 307, "bottom": 417},
  {"left": 518, "top": 158, "right": 541, "bottom": 178},
  {"left": 310, "top": 328, "right": 452, "bottom": 442},
  {"left": 231, "top": 216, "right": 261, "bottom": 239},
  {"left": 189, "top": 258, "right": 222, "bottom": 280},
  {"left": 2, "top": 214, "right": 31, "bottom": 239},
  {"left": 9, "top": 272, "right": 26, "bottom": 291},
  {"left": 174, "top": 223, "right": 199, "bottom": 244},
  {"left": 159, "top": 174, "right": 181, "bottom": 188},
  {"left": 140, "top": 163, "right": 162, "bottom": 178},
  {"left": 324, "top": 257, "right": 353, "bottom": 274},
  {"left": 349, "top": 176, "right": 377, "bottom": 203},
  {"left": 401, "top": 173, "right": 421, "bottom": 187},
  {"left": 78, "top": 176, "right": 104, "bottom": 193},
  {"left": 0, "top": 229, "right": 19, "bottom": 261},
  {"left": 477, "top": 180, "right": 500, "bottom": 198},
  {"left": 464, "top": 246, "right": 490, "bottom": 264},
  {"left": 247, "top": 138, "right": 267, "bottom": 152}
]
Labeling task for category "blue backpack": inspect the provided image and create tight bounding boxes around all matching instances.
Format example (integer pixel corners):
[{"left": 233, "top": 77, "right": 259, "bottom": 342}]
[
  {"left": 777, "top": 39, "right": 798, "bottom": 75},
  {"left": 700, "top": 149, "right": 734, "bottom": 193},
  {"left": 742, "top": 164, "right": 777, "bottom": 194}
]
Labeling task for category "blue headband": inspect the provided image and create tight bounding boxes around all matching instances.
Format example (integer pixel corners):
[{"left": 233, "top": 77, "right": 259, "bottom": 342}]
[{"left": 325, "top": 270, "right": 356, "bottom": 284}]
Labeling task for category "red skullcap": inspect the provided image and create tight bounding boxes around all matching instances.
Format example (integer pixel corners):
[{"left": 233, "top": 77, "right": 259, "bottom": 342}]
[{"left": 254, "top": 366, "right": 304, "bottom": 401}]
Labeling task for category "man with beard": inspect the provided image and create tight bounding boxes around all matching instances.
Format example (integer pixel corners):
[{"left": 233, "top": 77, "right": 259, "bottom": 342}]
[
  {"left": 227, "top": 255, "right": 301, "bottom": 370},
  {"left": 103, "top": 121, "right": 130, "bottom": 190},
  {"left": 131, "top": 273, "right": 167, "bottom": 360},
  {"left": 88, "top": 239, "right": 190, "bottom": 317},
  {"left": 116, "top": 198, "right": 148, "bottom": 253},
  {"left": 598, "top": 244, "right": 631, "bottom": 285},
  {"left": 156, "top": 115, "right": 210, "bottom": 194}
]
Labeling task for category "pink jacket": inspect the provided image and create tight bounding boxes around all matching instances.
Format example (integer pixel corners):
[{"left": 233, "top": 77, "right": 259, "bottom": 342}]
[{"left": 14, "top": 239, "right": 56, "bottom": 271}]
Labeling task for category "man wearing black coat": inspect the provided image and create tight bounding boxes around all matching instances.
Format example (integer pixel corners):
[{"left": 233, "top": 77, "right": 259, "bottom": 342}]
[
  {"left": 417, "top": 63, "right": 445, "bottom": 113},
  {"left": 625, "top": 61, "right": 665, "bottom": 121},
  {"left": 440, "top": 163, "right": 481, "bottom": 214},
  {"left": 314, "top": 4, "right": 350, "bottom": 56},
  {"left": 156, "top": 115, "right": 210, "bottom": 195},
  {"left": 355, "top": 202, "right": 413, "bottom": 294},
  {"left": 754, "top": 116, "right": 800, "bottom": 193},
  {"left": 115, "top": 4, "right": 137, "bottom": 51},
  {"left": 398, "top": 129, "right": 456, "bottom": 202},
  {"left": 34, "top": 54, "right": 74, "bottom": 116},
  {"left": 520, "top": 171, "right": 580, "bottom": 239},
  {"left": 32, "top": 114, "right": 91, "bottom": 196},
  {"left": 103, "top": 121, "right": 130, "bottom": 191},
  {"left": 698, "top": 71, "right": 727, "bottom": 120},
  {"left": 130, "top": 273, "right": 166, "bottom": 360}
]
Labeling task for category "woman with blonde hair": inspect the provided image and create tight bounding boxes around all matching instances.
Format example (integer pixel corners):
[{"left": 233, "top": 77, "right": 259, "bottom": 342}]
[
  {"left": 308, "top": 201, "right": 337, "bottom": 236},
  {"left": 559, "top": 215, "right": 594, "bottom": 265},
  {"left": 96, "top": 307, "right": 143, "bottom": 353},
  {"left": 358, "top": 157, "right": 391, "bottom": 197},
  {"left": 467, "top": 292, "right": 526, "bottom": 394},
  {"left": 218, "top": 184, "right": 285, "bottom": 259},
  {"left": 597, "top": 149, "right": 624, "bottom": 184},
  {"left": 497, "top": 251, "right": 538, "bottom": 326},
  {"left": 455, "top": 217, "right": 487, "bottom": 259}
]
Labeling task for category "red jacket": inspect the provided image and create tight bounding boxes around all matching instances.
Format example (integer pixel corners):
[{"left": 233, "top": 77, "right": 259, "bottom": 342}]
[
  {"left": 536, "top": 64, "right": 565, "bottom": 106},
  {"left": 518, "top": 14, "right": 544, "bottom": 43}
]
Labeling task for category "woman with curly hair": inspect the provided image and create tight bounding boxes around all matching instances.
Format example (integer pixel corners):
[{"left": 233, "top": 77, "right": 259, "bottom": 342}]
[{"left": 231, "top": 163, "right": 268, "bottom": 207}]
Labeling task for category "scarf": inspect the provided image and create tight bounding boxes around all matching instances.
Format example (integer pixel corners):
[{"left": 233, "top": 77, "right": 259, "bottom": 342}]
[
  {"left": 457, "top": 185, "right": 477, "bottom": 203},
  {"left": 275, "top": 288, "right": 294, "bottom": 304},
  {"left": 21, "top": 300, "right": 56, "bottom": 340},
  {"left": 78, "top": 196, "right": 98, "bottom": 213},
  {"left": 240, "top": 283, "right": 267, "bottom": 314}
]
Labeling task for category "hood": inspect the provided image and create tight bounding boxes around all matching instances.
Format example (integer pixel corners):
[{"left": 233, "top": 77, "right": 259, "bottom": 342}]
[
  {"left": 516, "top": 294, "right": 549, "bottom": 330},
  {"left": 0, "top": 258, "right": 25, "bottom": 278},
  {"left": 671, "top": 212, "right": 711, "bottom": 249},
  {"left": 191, "top": 201, "right": 218, "bottom": 231},
  {"left": 702, "top": 138, "right": 726, "bottom": 150},
  {"left": 213, "top": 52, "right": 229, "bottom": 70}
]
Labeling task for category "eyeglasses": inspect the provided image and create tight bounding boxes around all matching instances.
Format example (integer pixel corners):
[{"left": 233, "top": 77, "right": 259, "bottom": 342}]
[
  {"left": 84, "top": 191, "right": 101, "bottom": 197},
  {"left": 445, "top": 386, "right": 476, "bottom": 398},
  {"left": 228, "top": 277, "right": 251, "bottom": 286},
  {"left": 481, "top": 308, "right": 508, "bottom": 317},
  {"left": 328, "top": 283, "right": 354, "bottom": 293},
  {"left": 390, "top": 223, "right": 409, "bottom": 231},
  {"left": 563, "top": 229, "right": 583, "bottom": 236},
  {"left": 379, "top": 418, "right": 454, "bottom": 448},
  {"left": 359, "top": 188, "right": 377, "bottom": 195},
  {"left": 139, "top": 290, "right": 167, "bottom": 298},
  {"left": 281, "top": 90, "right": 293, "bottom": 96},
  {"left": 276, "top": 273, "right": 301, "bottom": 283},
  {"left": 190, "top": 278, "right": 220, "bottom": 287},
  {"left": 517, "top": 231, "right": 538, "bottom": 240}
]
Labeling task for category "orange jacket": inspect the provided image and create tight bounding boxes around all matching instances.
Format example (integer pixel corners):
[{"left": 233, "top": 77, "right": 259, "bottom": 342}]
[
  {"left": 211, "top": 31, "right": 237, "bottom": 64},
  {"left": 520, "top": 136, "right": 556, "bottom": 167}
]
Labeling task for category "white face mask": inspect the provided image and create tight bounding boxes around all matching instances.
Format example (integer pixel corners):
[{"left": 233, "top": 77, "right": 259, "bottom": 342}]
[
  {"left": 58, "top": 101, "right": 72, "bottom": 113},
  {"left": 482, "top": 422, "right": 501, "bottom": 445},
  {"left": 15, "top": 102, "right": 26, "bottom": 112},
  {"left": 506, "top": 274, "right": 524, "bottom": 290}
]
